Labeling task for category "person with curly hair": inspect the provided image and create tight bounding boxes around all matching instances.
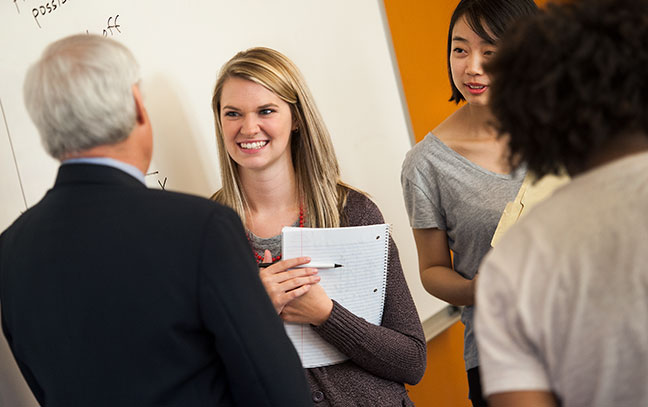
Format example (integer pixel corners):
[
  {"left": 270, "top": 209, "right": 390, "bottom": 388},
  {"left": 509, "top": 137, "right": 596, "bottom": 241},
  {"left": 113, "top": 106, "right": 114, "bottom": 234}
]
[
  {"left": 475, "top": 0, "right": 648, "bottom": 405},
  {"left": 400, "top": 1, "right": 537, "bottom": 405}
]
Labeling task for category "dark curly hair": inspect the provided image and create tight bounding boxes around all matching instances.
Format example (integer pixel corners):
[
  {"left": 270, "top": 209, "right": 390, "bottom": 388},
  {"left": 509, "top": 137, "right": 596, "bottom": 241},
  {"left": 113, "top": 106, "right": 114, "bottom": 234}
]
[
  {"left": 447, "top": 0, "right": 538, "bottom": 103},
  {"left": 488, "top": 0, "right": 648, "bottom": 177}
]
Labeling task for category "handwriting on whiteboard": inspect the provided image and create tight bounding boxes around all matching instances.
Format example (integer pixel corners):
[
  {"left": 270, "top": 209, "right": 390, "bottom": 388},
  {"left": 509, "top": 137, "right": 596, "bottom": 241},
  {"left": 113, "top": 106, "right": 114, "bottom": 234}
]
[
  {"left": 12, "top": 0, "right": 26, "bottom": 14},
  {"left": 28, "top": 0, "right": 70, "bottom": 29},
  {"left": 11, "top": 2, "right": 122, "bottom": 36},
  {"left": 146, "top": 171, "right": 169, "bottom": 191},
  {"left": 11, "top": 0, "right": 70, "bottom": 28},
  {"left": 85, "top": 15, "right": 122, "bottom": 37},
  {"left": 102, "top": 15, "right": 121, "bottom": 37}
]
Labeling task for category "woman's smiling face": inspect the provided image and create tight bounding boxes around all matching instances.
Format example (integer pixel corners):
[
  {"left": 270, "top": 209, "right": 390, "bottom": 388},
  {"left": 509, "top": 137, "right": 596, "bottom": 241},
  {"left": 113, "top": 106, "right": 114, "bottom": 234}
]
[
  {"left": 219, "top": 76, "right": 295, "bottom": 172},
  {"left": 450, "top": 15, "right": 498, "bottom": 106}
]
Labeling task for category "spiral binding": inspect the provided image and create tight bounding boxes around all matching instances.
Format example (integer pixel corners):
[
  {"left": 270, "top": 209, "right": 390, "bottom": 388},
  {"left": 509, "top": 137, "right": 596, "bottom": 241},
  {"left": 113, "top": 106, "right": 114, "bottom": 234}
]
[{"left": 375, "top": 223, "right": 391, "bottom": 323}]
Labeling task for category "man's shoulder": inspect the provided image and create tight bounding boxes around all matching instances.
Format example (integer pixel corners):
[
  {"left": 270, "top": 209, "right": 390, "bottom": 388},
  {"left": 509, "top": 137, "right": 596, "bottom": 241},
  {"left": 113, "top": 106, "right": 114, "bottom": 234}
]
[{"left": 140, "top": 188, "right": 239, "bottom": 222}]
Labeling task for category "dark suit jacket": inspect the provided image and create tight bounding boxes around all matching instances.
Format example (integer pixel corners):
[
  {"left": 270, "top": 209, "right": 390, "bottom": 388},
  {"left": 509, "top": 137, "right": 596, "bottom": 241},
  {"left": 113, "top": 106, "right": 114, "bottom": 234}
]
[{"left": 0, "top": 164, "right": 311, "bottom": 407}]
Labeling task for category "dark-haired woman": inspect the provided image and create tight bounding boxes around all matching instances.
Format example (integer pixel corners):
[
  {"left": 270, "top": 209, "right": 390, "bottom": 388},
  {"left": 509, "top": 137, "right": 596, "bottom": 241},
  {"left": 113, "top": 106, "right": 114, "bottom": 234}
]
[{"left": 400, "top": 0, "right": 537, "bottom": 405}]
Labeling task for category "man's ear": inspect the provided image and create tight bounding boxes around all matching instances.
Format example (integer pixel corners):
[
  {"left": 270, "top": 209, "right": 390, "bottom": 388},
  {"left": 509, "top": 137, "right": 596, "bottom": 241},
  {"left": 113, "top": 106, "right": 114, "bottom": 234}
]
[{"left": 132, "top": 84, "right": 147, "bottom": 125}]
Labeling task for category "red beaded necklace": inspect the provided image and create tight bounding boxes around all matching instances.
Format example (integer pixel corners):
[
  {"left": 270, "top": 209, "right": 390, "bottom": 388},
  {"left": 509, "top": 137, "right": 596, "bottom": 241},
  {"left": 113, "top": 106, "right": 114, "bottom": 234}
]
[{"left": 248, "top": 205, "right": 304, "bottom": 264}]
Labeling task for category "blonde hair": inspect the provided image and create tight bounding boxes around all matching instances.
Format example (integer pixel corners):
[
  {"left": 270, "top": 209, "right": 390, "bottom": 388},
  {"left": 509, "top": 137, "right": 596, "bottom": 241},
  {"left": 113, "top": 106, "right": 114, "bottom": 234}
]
[{"left": 211, "top": 47, "right": 352, "bottom": 227}]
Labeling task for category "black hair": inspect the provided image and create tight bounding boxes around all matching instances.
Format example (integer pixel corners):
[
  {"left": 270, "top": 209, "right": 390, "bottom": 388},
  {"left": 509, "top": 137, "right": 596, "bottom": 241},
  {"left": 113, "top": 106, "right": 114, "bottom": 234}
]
[
  {"left": 487, "top": 0, "right": 648, "bottom": 177},
  {"left": 447, "top": 0, "right": 538, "bottom": 103}
]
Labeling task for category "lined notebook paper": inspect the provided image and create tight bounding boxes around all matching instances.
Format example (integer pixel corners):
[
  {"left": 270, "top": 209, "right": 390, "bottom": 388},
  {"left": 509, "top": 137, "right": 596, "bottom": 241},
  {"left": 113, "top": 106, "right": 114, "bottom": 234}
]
[{"left": 281, "top": 224, "right": 390, "bottom": 368}]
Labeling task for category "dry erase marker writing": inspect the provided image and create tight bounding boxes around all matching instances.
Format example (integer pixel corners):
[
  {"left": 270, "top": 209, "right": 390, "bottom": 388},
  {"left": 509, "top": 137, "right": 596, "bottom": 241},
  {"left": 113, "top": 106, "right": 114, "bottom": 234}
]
[{"left": 259, "top": 262, "right": 343, "bottom": 269}]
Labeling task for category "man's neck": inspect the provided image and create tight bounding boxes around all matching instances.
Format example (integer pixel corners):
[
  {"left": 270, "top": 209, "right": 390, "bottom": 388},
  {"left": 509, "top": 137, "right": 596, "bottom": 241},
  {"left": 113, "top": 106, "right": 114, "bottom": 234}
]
[
  {"left": 62, "top": 156, "right": 146, "bottom": 185},
  {"left": 62, "top": 139, "right": 149, "bottom": 175}
]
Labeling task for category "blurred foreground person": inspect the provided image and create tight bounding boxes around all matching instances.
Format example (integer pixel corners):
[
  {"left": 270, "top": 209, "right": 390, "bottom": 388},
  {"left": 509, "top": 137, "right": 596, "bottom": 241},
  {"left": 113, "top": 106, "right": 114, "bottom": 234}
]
[{"left": 476, "top": 1, "right": 648, "bottom": 406}]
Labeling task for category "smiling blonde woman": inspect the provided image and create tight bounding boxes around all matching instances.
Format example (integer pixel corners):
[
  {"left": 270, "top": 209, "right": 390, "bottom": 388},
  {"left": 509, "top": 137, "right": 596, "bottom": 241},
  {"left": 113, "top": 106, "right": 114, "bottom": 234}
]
[{"left": 211, "top": 47, "right": 426, "bottom": 406}]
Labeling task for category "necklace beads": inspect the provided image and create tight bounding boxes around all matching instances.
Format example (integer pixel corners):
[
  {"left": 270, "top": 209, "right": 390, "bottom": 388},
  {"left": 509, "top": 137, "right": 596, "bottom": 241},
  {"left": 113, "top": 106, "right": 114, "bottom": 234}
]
[{"left": 249, "top": 205, "right": 304, "bottom": 264}]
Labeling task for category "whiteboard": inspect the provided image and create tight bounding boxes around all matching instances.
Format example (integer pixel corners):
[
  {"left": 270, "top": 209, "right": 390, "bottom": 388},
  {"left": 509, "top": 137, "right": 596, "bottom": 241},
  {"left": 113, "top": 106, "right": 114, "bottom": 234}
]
[{"left": 0, "top": 1, "right": 448, "bottom": 404}]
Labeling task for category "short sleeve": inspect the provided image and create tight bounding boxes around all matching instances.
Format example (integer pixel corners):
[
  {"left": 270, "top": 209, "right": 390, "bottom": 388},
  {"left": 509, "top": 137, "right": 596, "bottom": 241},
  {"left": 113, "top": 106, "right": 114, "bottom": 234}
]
[
  {"left": 475, "top": 247, "right": 552, "bottom": 396},
  {"left": 400, "top": 151, "right": 446, "bottom": 230}
]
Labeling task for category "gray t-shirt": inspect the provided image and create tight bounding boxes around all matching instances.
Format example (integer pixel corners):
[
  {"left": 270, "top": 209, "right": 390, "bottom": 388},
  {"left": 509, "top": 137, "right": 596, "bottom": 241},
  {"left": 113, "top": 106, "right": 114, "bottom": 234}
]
[{"left": 401, "top": 133, "right": 525, "bottom": 370}]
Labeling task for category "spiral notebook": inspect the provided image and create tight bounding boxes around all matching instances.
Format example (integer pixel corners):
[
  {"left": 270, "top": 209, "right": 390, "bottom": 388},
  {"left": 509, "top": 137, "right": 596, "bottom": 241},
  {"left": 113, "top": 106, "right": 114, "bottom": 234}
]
[{"left": 281, "top": 223, "right": 390, "bottom": 368}]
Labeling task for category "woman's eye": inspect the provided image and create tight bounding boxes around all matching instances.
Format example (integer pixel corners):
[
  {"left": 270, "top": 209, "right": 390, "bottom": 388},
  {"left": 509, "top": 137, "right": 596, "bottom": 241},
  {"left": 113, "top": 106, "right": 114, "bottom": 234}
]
[
  {"left": 259, "top": 109, "right": 274, "bottom": 115},
  {"left": 484, "top": 50, "right": 496, "bottom": 56},
  {"left": 453, "top": 47, "right": 466, "bottom": 54},
  {"left": 223, "top": 111, "right": 239, "bottom": 117}
]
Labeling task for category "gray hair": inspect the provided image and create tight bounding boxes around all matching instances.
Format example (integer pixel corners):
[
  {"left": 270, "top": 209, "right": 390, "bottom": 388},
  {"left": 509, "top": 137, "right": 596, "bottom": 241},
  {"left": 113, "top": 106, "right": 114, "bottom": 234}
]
[{"left": 23, "top": 34, "right": 141, "bottom": 159}]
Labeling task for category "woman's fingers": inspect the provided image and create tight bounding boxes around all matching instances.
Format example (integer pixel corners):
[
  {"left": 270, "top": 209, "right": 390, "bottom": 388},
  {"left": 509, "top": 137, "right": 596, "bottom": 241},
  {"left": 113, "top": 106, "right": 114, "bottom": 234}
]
[
  {"left": 263, "top": 256, "right": 312, "bottom": 274},
  {"left": 274, "top": 267, "right": 318, "bottom": 284},
  {"left": 258, "top": 269, "right": 317, "bottom": 311},
  {"left": 257, "top": 255, "right": 320, "bottom": 313},
  {"left": 280, "top": 283, "right": 312, "bottom": 305},
  {"left": 267, "top": 278, "right": 315, "bottom": 314},
  {"left": 281, "top": 274, "right": 320, "bottom": 291},
  {"left": 260, "top": 269, "right": 318, "bottom": 298}
]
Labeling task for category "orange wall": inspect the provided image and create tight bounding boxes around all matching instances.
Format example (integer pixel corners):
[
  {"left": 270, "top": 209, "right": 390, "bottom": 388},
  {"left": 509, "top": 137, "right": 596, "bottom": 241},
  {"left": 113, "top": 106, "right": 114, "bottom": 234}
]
[
  {"left": 383, "top": 1, "right": 549, "bottom": 405},
  {"left": 385, "top": 0, "right": 549, "bottom": 142},
  {"left": 384, "top": 1, "right": 469, "bottom": 404},
  {"left": 406, "top": 322, "right": 471, "bottom": 406},
  {"left": 384, "top": 0, "right": 457, "bottom": 143}
]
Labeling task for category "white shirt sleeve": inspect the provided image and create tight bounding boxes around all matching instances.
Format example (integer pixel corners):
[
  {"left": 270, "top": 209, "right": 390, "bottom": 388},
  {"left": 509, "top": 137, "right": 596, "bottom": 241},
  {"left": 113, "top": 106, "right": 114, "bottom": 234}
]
[{"left": 475, "top": 244, "right": 552, "bottom": 396}]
